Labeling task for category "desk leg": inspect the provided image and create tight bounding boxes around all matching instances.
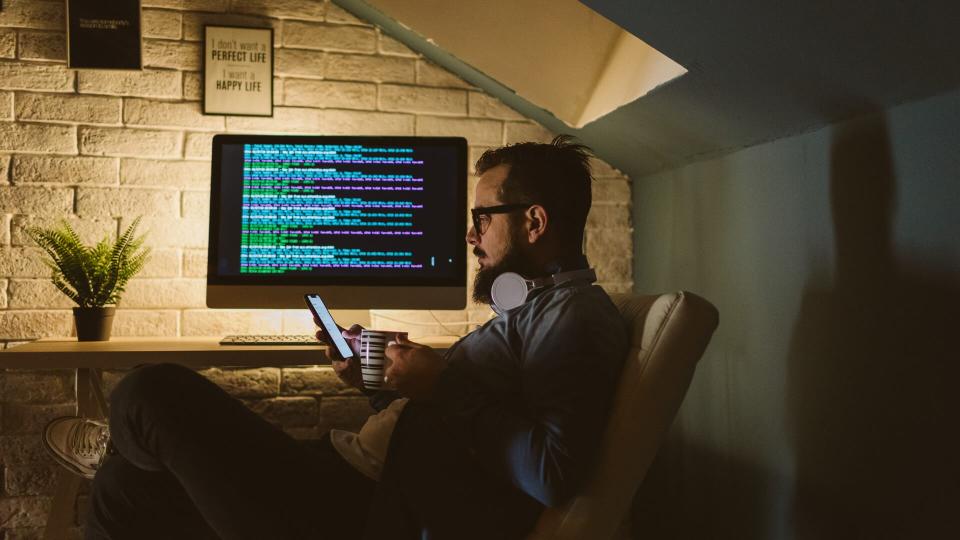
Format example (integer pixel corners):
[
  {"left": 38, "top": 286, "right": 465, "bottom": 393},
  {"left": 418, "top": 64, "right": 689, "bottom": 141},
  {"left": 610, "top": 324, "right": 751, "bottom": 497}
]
[{"left": 43, "top": 367, "right": 106, "bottom": 540}]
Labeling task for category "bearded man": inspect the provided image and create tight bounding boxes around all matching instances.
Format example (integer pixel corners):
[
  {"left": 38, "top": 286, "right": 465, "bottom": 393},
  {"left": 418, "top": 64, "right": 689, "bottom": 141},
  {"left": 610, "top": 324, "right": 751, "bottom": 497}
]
[{"left": 45, "top": 136, "right": 628, "bottom": 540}]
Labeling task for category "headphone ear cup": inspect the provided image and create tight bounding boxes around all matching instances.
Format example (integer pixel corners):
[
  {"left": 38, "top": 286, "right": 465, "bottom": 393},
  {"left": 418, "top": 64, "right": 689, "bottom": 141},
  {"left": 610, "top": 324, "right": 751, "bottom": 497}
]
[{"left": 491, "top": 272, "right": 529, "bottom": 311}]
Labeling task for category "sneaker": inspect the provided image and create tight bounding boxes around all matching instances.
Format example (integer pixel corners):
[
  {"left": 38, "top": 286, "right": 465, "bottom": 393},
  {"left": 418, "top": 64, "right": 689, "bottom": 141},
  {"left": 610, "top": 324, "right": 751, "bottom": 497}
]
[{"left": 43, "top": 416, "right": 112, "bottom": 480}]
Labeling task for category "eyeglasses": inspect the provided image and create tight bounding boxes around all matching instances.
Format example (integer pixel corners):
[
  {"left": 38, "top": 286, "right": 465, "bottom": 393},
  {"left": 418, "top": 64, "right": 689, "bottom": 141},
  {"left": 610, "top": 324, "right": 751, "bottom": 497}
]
[{"left": 470, "top": 203, "right": 534, "bottom": 236}]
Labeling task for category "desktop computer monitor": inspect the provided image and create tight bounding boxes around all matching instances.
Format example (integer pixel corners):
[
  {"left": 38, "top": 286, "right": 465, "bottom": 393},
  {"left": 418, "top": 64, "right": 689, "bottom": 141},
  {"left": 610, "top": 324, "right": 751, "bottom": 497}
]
[{"left": 206, "top": 134, "right": 467, "bottom": 309}]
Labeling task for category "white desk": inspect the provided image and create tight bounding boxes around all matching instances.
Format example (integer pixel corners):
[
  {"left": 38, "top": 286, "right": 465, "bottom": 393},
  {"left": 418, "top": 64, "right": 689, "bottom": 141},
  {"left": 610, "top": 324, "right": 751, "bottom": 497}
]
[{"left": 0, "top": 336, "right": 457, "bottom": 539}]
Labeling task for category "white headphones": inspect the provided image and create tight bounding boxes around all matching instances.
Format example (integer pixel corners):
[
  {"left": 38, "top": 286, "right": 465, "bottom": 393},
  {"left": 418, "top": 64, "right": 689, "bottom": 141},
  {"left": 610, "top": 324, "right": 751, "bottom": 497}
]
[{"left": 491, "top": 268, "right": 597, "bottom": 312}]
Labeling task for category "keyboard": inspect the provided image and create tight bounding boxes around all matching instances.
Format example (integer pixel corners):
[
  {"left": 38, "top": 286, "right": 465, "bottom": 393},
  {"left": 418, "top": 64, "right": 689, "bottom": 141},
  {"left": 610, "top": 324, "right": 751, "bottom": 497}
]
[{"left": 219, "top": 335, "right": 319, "bottom": 346}]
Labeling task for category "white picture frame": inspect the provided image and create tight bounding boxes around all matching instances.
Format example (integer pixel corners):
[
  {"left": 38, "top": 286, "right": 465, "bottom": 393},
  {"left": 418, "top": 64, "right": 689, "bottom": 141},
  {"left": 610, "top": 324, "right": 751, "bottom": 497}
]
[{"left": 203, "top": 25, "right": 274, "bottom": 117}]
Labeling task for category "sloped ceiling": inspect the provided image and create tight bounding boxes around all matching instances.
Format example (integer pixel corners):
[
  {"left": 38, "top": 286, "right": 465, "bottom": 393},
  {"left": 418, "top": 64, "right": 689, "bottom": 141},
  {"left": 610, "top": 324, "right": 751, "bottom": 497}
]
[{"left": 337, "top": 0, "right": 960, "bottom": 180}]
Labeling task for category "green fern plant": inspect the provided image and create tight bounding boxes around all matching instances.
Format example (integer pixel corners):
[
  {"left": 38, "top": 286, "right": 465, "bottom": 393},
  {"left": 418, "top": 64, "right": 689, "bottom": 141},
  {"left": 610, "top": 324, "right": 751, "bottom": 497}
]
[{"left": 26, "top": 218, "right": 151, "bottom": 308}]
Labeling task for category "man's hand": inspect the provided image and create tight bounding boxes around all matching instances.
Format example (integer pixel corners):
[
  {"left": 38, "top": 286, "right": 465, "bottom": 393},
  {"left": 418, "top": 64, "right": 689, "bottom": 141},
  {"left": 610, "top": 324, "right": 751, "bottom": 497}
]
[
  {"left": 314, "top": 319, "right": 364, "bottom": 391},
  {"left": 384, "top": 334, "right": 447, "bottom": 400}
]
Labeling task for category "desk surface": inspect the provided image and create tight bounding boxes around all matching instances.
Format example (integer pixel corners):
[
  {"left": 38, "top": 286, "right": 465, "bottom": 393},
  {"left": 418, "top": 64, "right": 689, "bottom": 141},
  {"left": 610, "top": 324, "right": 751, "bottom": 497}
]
[{"left": 0, "top": 336, "right": 459, "bottom": 369}]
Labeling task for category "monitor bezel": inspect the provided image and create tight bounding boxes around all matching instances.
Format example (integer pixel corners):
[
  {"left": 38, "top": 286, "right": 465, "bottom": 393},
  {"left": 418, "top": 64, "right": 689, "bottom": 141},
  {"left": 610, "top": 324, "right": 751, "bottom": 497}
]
[{"left": 207, "top": 134, "right": 468, "bottom": 290}]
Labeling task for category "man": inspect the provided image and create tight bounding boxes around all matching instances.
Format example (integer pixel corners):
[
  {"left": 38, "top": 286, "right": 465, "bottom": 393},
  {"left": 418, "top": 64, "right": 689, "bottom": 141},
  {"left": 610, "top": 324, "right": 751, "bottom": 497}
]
[{"left": 44, "top": 135, "right": 629, "bottom": 539}]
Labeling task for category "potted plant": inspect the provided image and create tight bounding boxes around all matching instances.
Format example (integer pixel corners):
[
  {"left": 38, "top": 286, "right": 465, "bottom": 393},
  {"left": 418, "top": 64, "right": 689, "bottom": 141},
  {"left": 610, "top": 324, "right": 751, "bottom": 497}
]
[{"left": 26, "top": 218, "right": 150, "bottom": 341}]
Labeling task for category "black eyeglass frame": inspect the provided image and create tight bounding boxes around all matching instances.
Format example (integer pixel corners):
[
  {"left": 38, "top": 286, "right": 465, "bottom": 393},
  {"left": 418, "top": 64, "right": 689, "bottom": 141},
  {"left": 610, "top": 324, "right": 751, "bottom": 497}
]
[{"left": 470, "top": 203, "right": 535, "bottom": 235}]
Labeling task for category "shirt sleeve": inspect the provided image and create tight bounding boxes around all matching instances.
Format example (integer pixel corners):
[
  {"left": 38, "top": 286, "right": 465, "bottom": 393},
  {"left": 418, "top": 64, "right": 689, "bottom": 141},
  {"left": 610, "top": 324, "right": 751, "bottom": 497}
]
[{"left": 430, "top": 291, "right": 626, "bottom": 507}]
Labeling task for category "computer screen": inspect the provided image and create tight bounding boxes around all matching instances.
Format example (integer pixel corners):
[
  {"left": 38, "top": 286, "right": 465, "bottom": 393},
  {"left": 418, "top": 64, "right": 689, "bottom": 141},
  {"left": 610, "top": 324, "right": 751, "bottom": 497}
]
[{"left": 207, "top": 134, "right": 467, "bottom": 309}]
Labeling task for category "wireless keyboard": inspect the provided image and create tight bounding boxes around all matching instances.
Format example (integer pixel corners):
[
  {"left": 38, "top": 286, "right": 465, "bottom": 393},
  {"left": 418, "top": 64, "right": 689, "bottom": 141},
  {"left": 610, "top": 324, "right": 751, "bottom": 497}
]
[{"left": 219, "top": 335, "right": 319, "bottom": 346}]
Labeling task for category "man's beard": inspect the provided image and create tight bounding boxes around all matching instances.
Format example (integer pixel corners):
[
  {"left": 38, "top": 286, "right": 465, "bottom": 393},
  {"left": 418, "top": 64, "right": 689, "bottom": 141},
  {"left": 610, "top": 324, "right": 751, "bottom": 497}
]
[{"left": 471, "top": 230, "right": 540, "bottom": 305}]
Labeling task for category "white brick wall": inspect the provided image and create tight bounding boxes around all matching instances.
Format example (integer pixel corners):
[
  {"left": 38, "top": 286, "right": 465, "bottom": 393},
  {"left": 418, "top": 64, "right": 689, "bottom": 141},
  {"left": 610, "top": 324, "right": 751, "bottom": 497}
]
[
  {"left": 0, "top": 4, "right": 632, "bottom": 530},
  {"left": 0, "top": 0, "right": 630, "bottom": 344}
]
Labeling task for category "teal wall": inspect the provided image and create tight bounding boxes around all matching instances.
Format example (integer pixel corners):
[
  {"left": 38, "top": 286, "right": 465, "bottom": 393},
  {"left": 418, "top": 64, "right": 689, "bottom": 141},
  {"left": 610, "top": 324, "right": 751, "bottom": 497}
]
[{"left": 631, "top": 89, "right": 960, "bottom": 538}]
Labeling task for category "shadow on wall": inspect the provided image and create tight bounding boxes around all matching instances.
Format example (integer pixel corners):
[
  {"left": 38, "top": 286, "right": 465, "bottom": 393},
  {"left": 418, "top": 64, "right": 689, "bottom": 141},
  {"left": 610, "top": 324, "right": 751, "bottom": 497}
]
[{"left": 786, "top": 115, "right": 960, "bottom": 538}]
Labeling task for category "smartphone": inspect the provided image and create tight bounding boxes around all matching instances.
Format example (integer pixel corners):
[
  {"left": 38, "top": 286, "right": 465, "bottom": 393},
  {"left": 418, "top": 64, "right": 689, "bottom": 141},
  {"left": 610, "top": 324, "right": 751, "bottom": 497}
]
[{"left": 304, "top": 294, "right": 355, "bottom": 360}]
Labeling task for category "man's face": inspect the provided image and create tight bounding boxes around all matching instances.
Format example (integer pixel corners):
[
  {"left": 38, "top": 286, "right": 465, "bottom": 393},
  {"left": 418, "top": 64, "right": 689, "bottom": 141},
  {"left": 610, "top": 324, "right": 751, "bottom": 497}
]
[{"left": 466, "top": 164, "right": 539, "bottom": 304}]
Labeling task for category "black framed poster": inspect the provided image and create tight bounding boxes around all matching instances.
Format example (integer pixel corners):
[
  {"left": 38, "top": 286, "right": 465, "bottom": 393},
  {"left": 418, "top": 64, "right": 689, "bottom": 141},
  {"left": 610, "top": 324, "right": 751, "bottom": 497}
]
[
  {"left": 67, "top": 0, "right": 142, "bottom": 70},
  {"left": 203, "top": 25, "right": 274, "bottom": 117}
]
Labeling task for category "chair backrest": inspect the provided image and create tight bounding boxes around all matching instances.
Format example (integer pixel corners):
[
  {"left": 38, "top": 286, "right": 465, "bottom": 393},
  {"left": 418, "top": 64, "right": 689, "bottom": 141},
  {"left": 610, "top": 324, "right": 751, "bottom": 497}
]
[{"left": 527, "top": 291, "right": 720, "bottom": 540}]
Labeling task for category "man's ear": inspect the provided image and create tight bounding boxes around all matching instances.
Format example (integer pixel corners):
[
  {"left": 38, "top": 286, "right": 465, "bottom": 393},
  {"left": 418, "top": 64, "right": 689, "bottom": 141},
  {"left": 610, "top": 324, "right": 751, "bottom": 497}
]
[{"left": 526, "top": 205, "right": 548, "bottom": 243}]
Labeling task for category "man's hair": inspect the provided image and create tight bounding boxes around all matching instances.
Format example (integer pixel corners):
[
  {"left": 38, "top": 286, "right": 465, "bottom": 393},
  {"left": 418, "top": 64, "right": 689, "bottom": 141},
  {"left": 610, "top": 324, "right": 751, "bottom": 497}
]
[{"left": 475, "top": 135, "right": 594, "bottom": 250}]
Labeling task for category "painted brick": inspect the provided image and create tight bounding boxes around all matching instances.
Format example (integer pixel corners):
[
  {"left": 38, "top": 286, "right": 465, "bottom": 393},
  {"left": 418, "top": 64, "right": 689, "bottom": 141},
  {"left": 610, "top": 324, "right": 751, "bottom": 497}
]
[
  {"left": 8, "top": 279, "right": 75, "bottom": 308},
  {"left": 181, "top": 190, "right": 210, "bottom": 218},
  {"left": 182, "top": 249, "right": 207, "bottom": 277},
  {"left": 0, "top": 123, "right": 76, "bottom": 153},
  {"left": 77, "top": 70, "right": 182, "bottom": 99},
  {"left": 468, "top": 92, "right": 525, "bottom": 120},
  {"left": 0, "top": 64, "right": 73, "bottom": 92},
  {"left": 417, "top": 60, "right": 474, "bottom": 89},
  {"left": 378, "top": 33, "right": 416, "bottom": 57},
  {"left": 143, "top": 39, "right": 201, "bottom": 70},
  {"left": 504, "top": 121, "right": 554, "bottom": 144},
  {"left": 231, "top": 0, "right": 326, "bottom": 21},
  {"left": 326, "top": 53, "right": 414, "bottom": 84},
  {"left": 0, "top": 435, "right": 47, "bottom": 464},
  {"left": 275, "top": 48, "right": 325, "bottom": 78},
  {"left": 112, "top": 309, "right": 179, "bottom": 337},
  {"left": 0, "top": 496, "right": 51, "bottom": 529},
  {"left": 123, "top": 99, "right": 224, "bottom": 130},
  {"left": 11, "top": 155, "right": 117, "bottom": 185},
  {"left": 16, "top": 31, "right": 65, "bottom": 61},
  {"left": 0, "top": 279, "right": 7, "bottom": 308},
  {"left": 225, "top": 106, "right": 323, "bottom": 133},
  {"left": 380, "top": 85, "right": 467, "bottom": 115},
  {"left": 0, "top": 1, "right": 65, "bottom": 31},
  {"left": 2, "top": 402, "right": 76, "bottom": 434},
  {"left": 120, "top": 158, "right": 210, "bottom": 189},
  {"left": 0, "top": 90, "right": 12, "bottom": 120},
  {"left": 0, "top": 153, "right": 9, "bottom": 182},
  {"left": 11, "top": 216, "right": 117, "bottom": 246},
  {"left": 143, "top": 9, "right": 182, "bottom": 39},
  {"left": 283, "top": 22, "right": 375, "bottom": 53},
  {"left": 318, "top": 396, "right": 372, "bottom": 433},
  {"left": 0, "top": 310, "right": 73, "bottom": 339},
  {"left": 199, "top": 367, "right": 280, "bottom": 398},
  {"left": 594, "top": 256, "right": 633, "bottom": 283},
  {"left": 185, "top": 132, "right": 215, "bottom": 158},
  {"left": 143, "top": 0, "right": 229, "bottom": 12},
  {"left": 280, "top": 308, "right": 316, "bottom": 334},
  {"left": 15, "top": 93, "right": 122, "bottom": 124},
  {"left": 0, "top": 185, "right": 73, "bottom": 215},
  {"left": 122, "top": 216, "right": 207, "bottom": 247},
  {"left": 280, "top": 366, "right": 350, "bottom": 396},
  {"left": 284, "top": 79, "right": 376, "bottom": 109},
  {"left": 181, "top": 13, "right": 278, "bottom": 42},
  {"left": 592, "top": 178, "right": 631, "bottom": 202},
  {"left": 180, "top": 309, "right": 283, "bottom": 336},
  {"left": 326, "top": 4, "right": 367, "bottom": 25},
  {"left": 4, "top": 464, "right": 58, "bottom": 496},
  {"left": 0, "top": 369, "right": 73, "bottom": 403},
  {"left": 321, "top": 109, "right": 414, "bottom": 135},
  {"left": 0, "top": 29, "right": 16, "bottom": 58},
  {"left": 585, "top": 227, "right": 633, "bottom": 260},
  {"left": 245, "top": 396, "right": 318, "bottom": 428},
  {"left": 0, "top": 247, "right": 49, "bottom": 277},
  {"left": 120, "top": 278, "right": 206, "bottom": 308},
  {"left": 183, "top": 71, "right": 202, "bottom": 100},
  {"left": 137, "top": 247, "right": 181, "bottom": 277},
  {"left": 587, "top": 205, "right": 631, "bottom": 228},
  {"left": 79, "top": 127, "right": 182, "bottom": 158},
  {"left": 417, "top": 116, "right": 501, "bottom": 146},
  {"left": 75, "top": 187, "right": 180, "bottom": 218}
]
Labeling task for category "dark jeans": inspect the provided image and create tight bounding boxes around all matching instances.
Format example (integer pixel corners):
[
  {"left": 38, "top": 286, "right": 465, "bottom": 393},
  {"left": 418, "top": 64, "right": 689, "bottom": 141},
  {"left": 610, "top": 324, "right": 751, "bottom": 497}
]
[{"left": 86, "top": 363, "right": 375, "bottom": 540}]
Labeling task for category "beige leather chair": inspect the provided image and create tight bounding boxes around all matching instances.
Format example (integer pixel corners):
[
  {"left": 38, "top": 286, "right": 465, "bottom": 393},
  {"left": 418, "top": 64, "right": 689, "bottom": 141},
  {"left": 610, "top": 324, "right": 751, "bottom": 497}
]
[{"left": 528, "top": 291, "right": 720, "bottom": 540}]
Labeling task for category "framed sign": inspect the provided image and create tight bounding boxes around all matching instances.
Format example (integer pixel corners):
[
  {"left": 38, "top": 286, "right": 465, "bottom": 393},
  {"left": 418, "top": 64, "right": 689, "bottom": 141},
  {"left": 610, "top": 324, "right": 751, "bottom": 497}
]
[
  {"left": 203, "top": 25, "right": 274, "bottom": 117},
  {"left": 67, "top": 0, "right": 142, "bottom": 70}
]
